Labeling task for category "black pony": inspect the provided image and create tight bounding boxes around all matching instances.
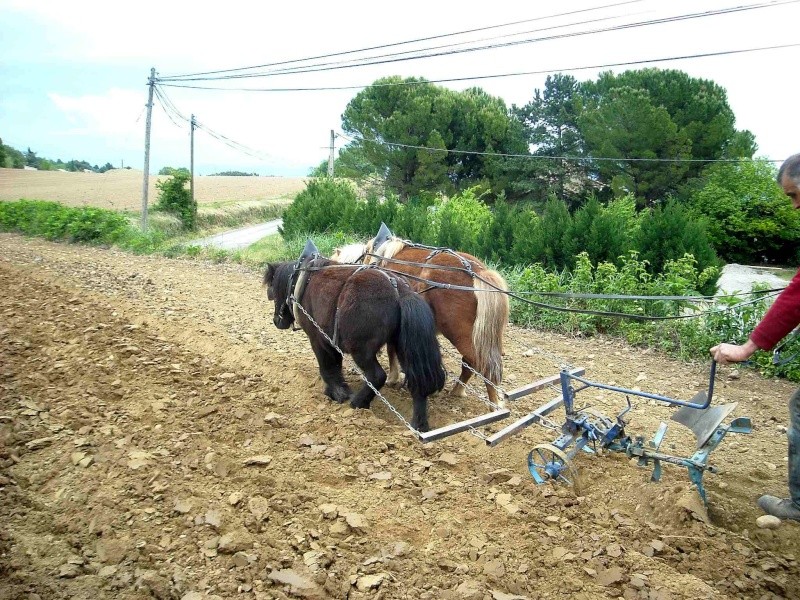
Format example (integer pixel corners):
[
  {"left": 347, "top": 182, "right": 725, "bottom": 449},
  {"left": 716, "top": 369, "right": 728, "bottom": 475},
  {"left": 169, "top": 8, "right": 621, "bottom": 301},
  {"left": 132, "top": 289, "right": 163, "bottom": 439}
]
[{"left": 264, "top": 258, "right": 446, "bottom": 432}]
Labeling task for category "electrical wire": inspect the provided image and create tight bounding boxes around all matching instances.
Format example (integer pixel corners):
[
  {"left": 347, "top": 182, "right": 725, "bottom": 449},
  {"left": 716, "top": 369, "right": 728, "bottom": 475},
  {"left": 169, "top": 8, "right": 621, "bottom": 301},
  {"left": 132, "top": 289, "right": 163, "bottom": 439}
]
[
  {"left": 158, "top": 0, "right": 798, "bottom": 82},
  {"left": 336, "top": 133, "right": 785, "bottom": 164},
  {"left": 153, "top": 85, "right": 281, "bottom": 163},
  {"left": 156, "top": 42, "right": 800, "bottom": 93},
  {"left": 158, "top": 0, "right": 647, "bottom": 80}
]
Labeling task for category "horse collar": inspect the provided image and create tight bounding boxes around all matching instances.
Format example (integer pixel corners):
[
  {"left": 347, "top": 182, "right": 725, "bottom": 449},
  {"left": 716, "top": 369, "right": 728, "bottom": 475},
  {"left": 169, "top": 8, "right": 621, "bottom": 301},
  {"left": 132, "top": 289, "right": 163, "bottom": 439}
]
[{"left": 288, "top": 256, "right": 317, "bottom": 330}]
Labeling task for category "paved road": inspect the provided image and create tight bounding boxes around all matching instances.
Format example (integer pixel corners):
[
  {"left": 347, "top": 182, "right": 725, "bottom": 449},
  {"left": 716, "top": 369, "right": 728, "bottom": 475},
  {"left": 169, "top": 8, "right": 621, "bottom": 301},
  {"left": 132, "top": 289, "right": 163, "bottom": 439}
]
[
  {"left": 716, "top": 263, "right": 788, "bottom": 295},
  {"left": 190, "top": 218, "right": 282, "bottom": 251}
]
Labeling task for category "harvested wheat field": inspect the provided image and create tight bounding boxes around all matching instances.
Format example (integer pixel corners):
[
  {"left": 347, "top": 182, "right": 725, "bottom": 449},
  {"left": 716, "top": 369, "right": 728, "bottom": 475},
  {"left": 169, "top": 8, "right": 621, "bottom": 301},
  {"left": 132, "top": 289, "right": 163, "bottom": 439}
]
[
  {"left": 2, "top": 233, "right": 800, "bottom": 600},
  {"left": 0, "top": 169, "right": 308, "bottom": 210}
]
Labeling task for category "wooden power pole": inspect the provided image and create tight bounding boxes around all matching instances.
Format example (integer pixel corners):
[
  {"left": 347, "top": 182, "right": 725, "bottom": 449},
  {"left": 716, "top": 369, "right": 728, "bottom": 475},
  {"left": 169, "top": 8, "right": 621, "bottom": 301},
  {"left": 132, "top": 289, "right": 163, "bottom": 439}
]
[
  {"left": 190, "top": 114, "right": 196, "bottom": 204},
  {"left": 327, "top": 130, "right": 335, "bottom": 177},
  {"left": 141, "top": 67, "right": 156, "bottom": 233}
]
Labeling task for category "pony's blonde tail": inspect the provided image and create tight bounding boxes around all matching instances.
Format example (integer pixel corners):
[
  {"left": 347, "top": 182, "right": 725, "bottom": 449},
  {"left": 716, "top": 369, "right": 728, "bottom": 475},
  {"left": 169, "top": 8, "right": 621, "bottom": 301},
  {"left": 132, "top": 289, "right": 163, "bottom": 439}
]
[{"left": 473, "top": 270, "right": 509, "bottom": 385}]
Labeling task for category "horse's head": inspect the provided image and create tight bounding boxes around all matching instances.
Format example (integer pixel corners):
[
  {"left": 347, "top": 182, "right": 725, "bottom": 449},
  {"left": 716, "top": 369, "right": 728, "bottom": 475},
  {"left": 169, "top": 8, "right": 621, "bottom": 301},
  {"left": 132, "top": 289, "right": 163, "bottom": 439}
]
[{"left": 263, "top": 261, "right": 296, "bottom": 330}]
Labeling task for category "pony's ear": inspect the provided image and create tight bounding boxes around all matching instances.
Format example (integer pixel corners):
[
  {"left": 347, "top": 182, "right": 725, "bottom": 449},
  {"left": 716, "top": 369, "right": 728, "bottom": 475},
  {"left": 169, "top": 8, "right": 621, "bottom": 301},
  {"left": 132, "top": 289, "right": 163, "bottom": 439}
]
[{"left": 263, "top": 263, "right": 276, "bottom": 287}]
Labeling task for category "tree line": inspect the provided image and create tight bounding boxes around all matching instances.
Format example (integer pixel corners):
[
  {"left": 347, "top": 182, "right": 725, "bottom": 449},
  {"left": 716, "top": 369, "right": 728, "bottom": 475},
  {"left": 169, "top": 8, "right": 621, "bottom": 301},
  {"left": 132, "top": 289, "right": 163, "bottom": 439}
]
[
  {"left": 310, "top": 69, "right": 794, "bottom": 266},
  {"left": 0, "top": 138, "right": 117, "bottom": 173}
]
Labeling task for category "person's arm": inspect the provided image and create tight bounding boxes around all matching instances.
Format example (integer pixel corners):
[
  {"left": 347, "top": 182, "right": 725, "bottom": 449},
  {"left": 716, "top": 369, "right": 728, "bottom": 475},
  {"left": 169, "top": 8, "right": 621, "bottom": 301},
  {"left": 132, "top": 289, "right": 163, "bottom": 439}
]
[
  {"left": 710, "top": 339, "right": 759, "bottom": 365},
  {"left": 751, "top": 270, "right": 800, "bottom": 350},
  {"left": 710, "top": 269, "right": 800, "bottom": 364}
]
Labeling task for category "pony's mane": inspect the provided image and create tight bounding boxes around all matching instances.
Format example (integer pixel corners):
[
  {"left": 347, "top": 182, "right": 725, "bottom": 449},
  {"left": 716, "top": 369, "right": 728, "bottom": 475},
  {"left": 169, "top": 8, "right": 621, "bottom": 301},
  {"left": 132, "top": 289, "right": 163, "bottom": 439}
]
[
  {"left": 331, "top": 243, "right": 367, "bottom": 264},
  {"left": 373, "top": 238, "right": 407, "bottom": 261}
]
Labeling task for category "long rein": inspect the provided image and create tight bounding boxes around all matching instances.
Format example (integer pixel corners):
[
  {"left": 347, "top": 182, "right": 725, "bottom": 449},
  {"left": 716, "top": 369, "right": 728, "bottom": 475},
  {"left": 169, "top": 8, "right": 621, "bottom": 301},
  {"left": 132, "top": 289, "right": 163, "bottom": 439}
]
[{"left": 297, "top": 254, "right": 783, "bottom": 323}]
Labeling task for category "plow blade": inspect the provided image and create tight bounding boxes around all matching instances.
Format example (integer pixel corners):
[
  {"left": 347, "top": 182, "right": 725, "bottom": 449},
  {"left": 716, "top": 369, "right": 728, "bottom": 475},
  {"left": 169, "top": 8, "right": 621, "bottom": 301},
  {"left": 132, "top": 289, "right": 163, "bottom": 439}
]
[{"left": 671, "top": 402, "right": 738, "bottom": 449}]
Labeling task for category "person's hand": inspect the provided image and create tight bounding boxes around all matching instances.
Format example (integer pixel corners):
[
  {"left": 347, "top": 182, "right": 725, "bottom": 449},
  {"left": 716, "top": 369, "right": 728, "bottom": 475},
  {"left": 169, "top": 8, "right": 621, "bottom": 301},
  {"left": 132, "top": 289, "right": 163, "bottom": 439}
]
[{"left": 709, "top": 340, "right": 758, "bottom": 365}]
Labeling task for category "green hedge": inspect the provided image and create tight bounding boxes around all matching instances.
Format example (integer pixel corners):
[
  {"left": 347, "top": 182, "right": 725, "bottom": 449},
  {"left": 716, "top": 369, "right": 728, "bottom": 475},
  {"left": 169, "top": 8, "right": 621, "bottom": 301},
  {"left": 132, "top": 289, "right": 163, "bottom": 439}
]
[{"left": 0, "top": 200, "right": 132, "bottom": 244}]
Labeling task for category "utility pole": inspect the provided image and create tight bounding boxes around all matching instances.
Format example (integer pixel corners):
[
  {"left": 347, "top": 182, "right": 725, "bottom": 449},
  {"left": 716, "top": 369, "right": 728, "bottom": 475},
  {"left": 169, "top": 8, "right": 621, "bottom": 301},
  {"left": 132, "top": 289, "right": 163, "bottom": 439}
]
[
  {"left": 141, "top": 67, "right": 156, "bottom": 232},
  {"left": 327, "top": 130, "right": 335, "bottom": 177},
  {"left": 190, "top": 114, "right": 196, "bottom": 205}
]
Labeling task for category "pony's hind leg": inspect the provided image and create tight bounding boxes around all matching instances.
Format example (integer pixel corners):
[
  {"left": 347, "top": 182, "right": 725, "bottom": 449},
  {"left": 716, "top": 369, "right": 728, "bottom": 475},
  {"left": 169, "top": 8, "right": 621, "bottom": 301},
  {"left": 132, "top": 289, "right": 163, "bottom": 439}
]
[
  {"left": 349, "top": 352, "right": 387, "bottom": 410},
  {"left": 385, "top": 344, "right": 404, "bottom": 388},
  {"left": 452, "top": 359, "right": 473, "bottom": 398},
  {"left": 311, "top": 340, "right": 351, "bottom": 403}
]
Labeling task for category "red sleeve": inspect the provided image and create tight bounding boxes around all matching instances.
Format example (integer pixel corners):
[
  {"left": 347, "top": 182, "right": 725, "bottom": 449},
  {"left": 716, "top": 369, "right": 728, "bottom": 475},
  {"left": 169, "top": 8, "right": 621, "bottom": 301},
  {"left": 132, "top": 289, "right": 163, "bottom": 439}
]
[{"left": 751, "top": 269, "right": 800, "bottom": 351}]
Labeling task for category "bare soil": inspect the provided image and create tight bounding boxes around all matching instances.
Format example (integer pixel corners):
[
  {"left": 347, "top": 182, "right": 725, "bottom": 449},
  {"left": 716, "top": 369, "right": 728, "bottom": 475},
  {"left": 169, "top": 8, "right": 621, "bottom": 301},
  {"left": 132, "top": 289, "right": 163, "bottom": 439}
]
[
  {"left": 1, "top": 234, "right": 799, "bottom": 600},
  {"left": 0, "top": 169, "right": 307, "bottom": 211}
]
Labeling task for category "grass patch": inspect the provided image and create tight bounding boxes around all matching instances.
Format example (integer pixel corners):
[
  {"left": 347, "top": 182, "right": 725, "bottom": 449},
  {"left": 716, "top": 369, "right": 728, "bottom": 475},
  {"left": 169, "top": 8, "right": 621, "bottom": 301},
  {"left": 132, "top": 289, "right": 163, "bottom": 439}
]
[
  {"left": 195, "top": 200, "right": 287, "bottom": 230},
  {"left": 773, "top": 267, "right": 796, "bottom": 281}
]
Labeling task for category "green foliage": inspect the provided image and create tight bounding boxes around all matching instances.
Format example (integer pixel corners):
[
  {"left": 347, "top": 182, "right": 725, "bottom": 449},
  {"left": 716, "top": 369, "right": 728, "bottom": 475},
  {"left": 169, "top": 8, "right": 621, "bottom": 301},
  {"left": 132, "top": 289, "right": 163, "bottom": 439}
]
[
  {"left": 153, "top": 172, "right": 197, "bottom": 230},
  {"left": 690, "top": 160, "right": 800, "bottom": 264},
  {"left": 635, "top": 200, "right": 720, "bottom": 294},
  {"left": 579, "top": 87, "right": 692, "bottom": 202},
  {"left": 390, "top": 196, "right": 439, "bottom": 244},
  {"left": 158, "top": 166, "right": 191, "bottom": 177},
  {"left": 25, "top": 148, "right": 38, "bottom": 168},
  {"left": 482, "top": 193, "right": 515, "bottom": 263},
  {"left": 436, "top": 187, "right": 493, "bottom": 256},
  {"left": 0, "top": 200, "right": 131, "bottom": 244},
  {"left": 341, "top": 77, "right": 527, "bottom": 200},
  {"left": 510, "top": 207, "right": 545, "bottom": 265},
  {"left": 209, "top": 171, "right": 258, "bottom": 176},
  {"left": 280, "top": 178, "right": 360, "bottom": 237},
  {"left": 538, "top": 196, "right": 576, "bottom": 270},
  {"left": 506, "top": 251, "right": 721, "bottom": 341},
  {"left": 512, "top": 74, "right": 585, "bottom": 204},
  {"left": 3, "top": 144, "right": 24, "bottom": 168}
]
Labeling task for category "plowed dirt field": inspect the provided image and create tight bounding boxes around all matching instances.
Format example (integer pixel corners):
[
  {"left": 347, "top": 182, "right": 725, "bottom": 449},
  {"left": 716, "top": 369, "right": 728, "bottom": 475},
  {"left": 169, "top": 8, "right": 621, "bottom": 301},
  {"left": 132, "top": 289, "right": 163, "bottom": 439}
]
[{"left": 1, "top": 234, "right": 799, "bottom": 600}]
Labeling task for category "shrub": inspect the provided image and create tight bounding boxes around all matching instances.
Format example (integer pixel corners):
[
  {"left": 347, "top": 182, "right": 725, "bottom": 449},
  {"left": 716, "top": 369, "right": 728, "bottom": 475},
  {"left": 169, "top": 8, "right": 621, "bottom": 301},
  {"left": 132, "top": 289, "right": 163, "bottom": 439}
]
[
  {"left": 280, "top": 179, "right": 359, "bottom": 237},
  {"left": 635, "top": 200, "right": 720, "bottom": 294},
  {"left": 436, "top": 187, "right": 492, "bottom": 257},
  {"left": 690, "top": 160, "right": 800, "bottom": 263},
  {"left": 0, "top": 200, "right": 131, "bottom": 244},
  {"left": 158, "top": 166, "right": 191, "bottom": 177},
  {"left": 153, "top": 173, "right": 197, "bottom": 230}
]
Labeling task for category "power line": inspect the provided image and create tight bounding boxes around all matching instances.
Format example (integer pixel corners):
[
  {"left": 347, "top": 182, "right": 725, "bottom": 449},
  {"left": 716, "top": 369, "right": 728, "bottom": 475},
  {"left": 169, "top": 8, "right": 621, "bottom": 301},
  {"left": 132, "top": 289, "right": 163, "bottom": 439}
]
[
  {"left": 158, "top": 0, "right": 646, "bottom": 80},
  {"left": 152, "top": 85, "right": 281, "bottom": 163},
  {"left": 156, "top": 42, "right": 800, "bottom": 93},
  {"left": 158, "top": 1, "right": 797, "bottom": 82},
  {"left": 196, "top": 10, "right": 641, "bottom": 80},
  {"left": 337, "top": 133, "right": 785, "bottom": 164}
]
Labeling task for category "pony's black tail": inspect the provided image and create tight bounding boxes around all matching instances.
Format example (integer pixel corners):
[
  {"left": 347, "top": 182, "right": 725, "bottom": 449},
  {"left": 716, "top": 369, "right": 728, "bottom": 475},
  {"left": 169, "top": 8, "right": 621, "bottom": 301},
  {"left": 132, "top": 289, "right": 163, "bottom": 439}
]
[{"left": 396, "top": 293, "right": 446, "bottom": 398}]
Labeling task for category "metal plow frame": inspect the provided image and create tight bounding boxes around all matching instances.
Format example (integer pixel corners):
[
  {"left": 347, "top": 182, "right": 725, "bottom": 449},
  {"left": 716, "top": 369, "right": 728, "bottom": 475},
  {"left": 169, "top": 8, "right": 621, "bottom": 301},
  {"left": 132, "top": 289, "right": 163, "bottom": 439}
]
[{"left": 492, "top": 362, "right": 752, "bottom": 504}]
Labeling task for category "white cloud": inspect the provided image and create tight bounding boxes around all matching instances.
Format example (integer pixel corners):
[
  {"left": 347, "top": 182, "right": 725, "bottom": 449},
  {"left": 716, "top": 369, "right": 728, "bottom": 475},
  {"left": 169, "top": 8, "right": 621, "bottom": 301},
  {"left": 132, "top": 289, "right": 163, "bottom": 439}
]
[{"left": 48, "top": 88, "right": 151, "bottom": 137}]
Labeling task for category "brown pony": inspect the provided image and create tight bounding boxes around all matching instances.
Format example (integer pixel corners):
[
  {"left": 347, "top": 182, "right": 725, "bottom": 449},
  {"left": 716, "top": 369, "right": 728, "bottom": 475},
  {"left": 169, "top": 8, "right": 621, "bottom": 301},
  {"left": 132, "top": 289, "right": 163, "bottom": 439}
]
[
  {"left": 264, "top": 257, "right": 446, "bottom": 432},
  {"left": 358, "top": 230, "right": 509, "bottom": 407}
]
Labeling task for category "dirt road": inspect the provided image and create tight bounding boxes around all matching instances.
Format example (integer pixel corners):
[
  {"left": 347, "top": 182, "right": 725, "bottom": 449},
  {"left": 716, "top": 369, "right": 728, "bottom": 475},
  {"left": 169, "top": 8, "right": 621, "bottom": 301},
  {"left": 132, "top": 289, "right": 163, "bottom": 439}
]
[{"left": 1, "top": 234, "right": 799, "bottom": 600}]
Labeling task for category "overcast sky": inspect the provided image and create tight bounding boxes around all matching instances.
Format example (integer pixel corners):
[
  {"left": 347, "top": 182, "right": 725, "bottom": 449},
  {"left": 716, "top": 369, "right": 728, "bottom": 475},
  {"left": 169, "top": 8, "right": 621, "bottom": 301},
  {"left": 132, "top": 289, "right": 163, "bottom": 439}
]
[{"left": 1, "top": 0, "right": 798, "bottom": 176}]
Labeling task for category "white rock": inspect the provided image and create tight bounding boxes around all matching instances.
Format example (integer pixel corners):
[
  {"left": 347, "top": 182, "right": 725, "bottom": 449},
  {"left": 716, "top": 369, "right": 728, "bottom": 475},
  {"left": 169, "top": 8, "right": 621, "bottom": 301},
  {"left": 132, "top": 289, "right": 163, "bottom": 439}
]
[{"left": 756, "top": 515, "right": 782, "bottom": 529}]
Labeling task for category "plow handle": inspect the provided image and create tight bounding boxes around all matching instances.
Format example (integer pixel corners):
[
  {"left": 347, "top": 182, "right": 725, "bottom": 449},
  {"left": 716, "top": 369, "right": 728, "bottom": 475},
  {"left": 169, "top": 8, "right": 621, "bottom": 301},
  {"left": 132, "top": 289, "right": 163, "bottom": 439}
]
[{"left": 562, "top": 361, "right": 717, "bottom": 409}]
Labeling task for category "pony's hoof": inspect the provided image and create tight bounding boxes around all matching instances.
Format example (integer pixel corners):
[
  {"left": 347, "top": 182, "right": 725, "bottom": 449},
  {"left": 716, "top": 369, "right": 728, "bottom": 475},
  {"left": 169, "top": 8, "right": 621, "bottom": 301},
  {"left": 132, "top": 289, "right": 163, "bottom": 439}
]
[
  {"left": 449, "top": 385, "right": 468, "bottom": 398},
  {"left": 412, "top": 420, "right": 430, "bottom": 433},
  {"left": 325, "top": 385, "right": 351, "bottom": 404}
]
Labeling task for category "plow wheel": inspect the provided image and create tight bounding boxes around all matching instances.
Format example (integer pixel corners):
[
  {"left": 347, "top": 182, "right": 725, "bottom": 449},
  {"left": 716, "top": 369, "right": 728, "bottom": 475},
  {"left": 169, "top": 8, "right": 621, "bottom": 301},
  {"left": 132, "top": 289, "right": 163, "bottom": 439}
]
[{"left": 527, "top": 443, "right": 581, "bottom": 491}]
